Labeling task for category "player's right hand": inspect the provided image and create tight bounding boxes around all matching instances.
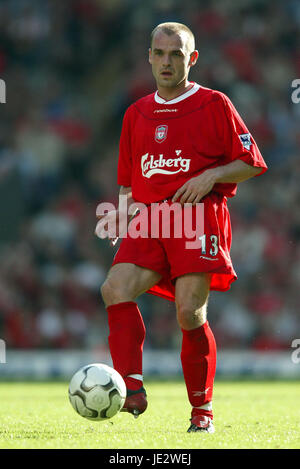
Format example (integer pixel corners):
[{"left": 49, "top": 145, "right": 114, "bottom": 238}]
[
  {"left": 95, "top": 210, "right": 117, "bottom": 245},
  {"left": 95, "top": 209, "right": 129, "bottom": 246}
]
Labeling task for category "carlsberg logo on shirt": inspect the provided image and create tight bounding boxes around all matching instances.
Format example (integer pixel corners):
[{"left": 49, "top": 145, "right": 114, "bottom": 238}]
[{"left": 141, "top": 151, "right": 191, "bottom": 178}]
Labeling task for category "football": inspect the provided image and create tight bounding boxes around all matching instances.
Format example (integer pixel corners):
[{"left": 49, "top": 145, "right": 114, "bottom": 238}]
[{"left": 68, "top": 363, "right": 126, "bottom": 421}]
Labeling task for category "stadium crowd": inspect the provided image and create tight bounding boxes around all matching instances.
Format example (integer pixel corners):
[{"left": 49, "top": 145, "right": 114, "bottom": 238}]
[{"left": 0, "top": 0, "right": 299, "bottom": 352}]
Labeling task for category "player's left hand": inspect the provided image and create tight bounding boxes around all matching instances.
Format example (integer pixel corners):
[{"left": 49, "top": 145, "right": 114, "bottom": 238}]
[{"left": 172, "top": 169, "right": 217, "bottom": 205}]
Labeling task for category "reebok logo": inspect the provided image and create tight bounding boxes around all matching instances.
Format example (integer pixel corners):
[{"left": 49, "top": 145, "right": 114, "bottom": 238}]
[
  {"left": 192, "top": 387, "right": 210, "bottom": 397},
  {"left": 141, "top": 150, "right": 191, "bottom": 178},
  {"left": 199, "top": 256, "right": 219, "bottom": 261},
  {"left": 0, "top": 79, "right": 6, "bottom": 104},
  {"left": 153, "top": 108, "right": 178, "bottom": 113}
]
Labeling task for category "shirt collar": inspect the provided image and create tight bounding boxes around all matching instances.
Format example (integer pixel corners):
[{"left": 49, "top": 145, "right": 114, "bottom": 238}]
[{"left": 154, "top": 82, "right": 201, "bottom": 105}]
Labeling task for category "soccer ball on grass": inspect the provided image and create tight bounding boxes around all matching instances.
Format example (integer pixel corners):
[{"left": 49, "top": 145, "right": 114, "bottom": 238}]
[{"left": 68, "top": 363, "right": 126, "bottom": 421}]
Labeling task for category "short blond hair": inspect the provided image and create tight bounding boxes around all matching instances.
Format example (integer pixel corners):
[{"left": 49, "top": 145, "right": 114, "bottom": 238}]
[{"left": 150, "top": 22, "right": 195, "bottom": 52}]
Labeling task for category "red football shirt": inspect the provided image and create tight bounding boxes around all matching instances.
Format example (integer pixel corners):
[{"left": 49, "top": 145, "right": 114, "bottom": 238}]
[{"left": 117, "top": 83, "right": 267, "bottom": 204}]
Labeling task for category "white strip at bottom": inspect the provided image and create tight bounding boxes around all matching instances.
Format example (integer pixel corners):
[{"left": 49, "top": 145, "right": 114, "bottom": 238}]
[{"left": 194, "top": 401, "right": 212, "bottom": 411}]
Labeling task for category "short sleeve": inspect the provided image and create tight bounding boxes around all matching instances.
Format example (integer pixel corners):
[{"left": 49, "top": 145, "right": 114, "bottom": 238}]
[
  {"left": 218, "top": 94, "right": 268, "bottom": 176},
  {"left": 117, "top": 107, "right": 133, "bottom": 187}
]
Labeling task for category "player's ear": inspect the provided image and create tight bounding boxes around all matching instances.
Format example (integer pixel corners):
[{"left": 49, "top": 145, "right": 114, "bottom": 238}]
[
  {"left": 189, "top": 50, "right": 199, "bottom": 67},
  {"left": 148, "top": 48, "right": 153, "bottom": 64}
]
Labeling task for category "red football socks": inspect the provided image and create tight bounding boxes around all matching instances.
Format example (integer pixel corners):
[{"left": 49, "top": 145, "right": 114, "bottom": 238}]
[
  {"left": 107, "top": 301, "right": 145, "bottom": 390},
  {"left": 181, "top": 321, "right": 217, "bottom": 420}
]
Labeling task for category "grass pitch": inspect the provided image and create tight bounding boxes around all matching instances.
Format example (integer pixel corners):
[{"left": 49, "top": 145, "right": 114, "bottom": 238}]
[{"left": 0, "top": 380, "right": 299, "bottom": 449}]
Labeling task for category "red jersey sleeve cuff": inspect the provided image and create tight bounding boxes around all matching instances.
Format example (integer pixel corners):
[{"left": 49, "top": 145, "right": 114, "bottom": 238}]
[{"left": 237, "top": 153, "right": 268, "bottom": 177}]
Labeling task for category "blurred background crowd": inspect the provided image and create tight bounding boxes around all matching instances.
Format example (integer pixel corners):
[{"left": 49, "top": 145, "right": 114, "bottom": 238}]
[{"left": 0, "top": 0, "right": 299, "bottom": 353}]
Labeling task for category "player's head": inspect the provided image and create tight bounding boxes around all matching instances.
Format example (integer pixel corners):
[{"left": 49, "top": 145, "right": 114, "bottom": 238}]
[{"left": 149, "top": 22, "right": 198, "bottom": 89}]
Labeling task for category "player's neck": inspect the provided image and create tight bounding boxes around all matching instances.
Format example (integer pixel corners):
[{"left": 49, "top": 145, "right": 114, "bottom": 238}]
[{"left": 156, "top": 80, "right": 193, "bottom": 102}]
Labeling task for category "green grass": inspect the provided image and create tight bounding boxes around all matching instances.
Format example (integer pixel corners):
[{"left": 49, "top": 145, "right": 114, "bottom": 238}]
[{"left": 0, "top": 380, "right": 299, "bottom": 449}]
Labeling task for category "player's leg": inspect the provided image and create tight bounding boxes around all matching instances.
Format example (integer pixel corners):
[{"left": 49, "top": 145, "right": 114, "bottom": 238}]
[
  {"left": 101, "top": 263, "right": 162, "bottom": 416},
  {"left": 101, "top": 262, "right": 161, "bottom": 306},
  {"left": 175, "top": 272, "right": 216, "bottom": 433}
]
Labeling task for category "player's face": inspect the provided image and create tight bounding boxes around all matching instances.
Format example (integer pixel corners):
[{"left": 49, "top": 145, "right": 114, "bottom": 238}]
[{"left": 149, "top": 31, "right": 198, "bottom": 90}]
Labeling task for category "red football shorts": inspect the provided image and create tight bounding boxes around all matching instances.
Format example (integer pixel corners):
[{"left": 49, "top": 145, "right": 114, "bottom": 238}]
[{"left": 112, "top": 192, "right": 237, "bottom": 302}]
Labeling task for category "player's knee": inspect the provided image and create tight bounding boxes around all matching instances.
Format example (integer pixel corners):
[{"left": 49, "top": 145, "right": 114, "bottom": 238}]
[
  {"left": 100, "top": 279, "right": 112, "bottom": 305},
  {"left": 176, "top": 302, "right": 207, "bottom": 330},
  {"left": 101, "top": 278, "right": 122, "bottom": 305},
  {"left": 100, "top": 277, "right": 134, "bottom": 306}
]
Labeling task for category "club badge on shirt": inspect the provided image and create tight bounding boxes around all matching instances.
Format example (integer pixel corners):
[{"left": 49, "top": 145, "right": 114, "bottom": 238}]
[{"left": 155, "top": 125, "right": 168, "bottom": 143}]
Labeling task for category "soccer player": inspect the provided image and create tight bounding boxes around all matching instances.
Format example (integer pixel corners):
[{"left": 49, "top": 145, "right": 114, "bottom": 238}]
[{"left": 96, "top": 22, "right": 267, "bottom": 433}]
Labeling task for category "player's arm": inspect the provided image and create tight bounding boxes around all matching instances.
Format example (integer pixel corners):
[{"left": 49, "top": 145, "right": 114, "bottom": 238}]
[
  {"left": 119, "top": 185, "right": 134, "bottom": 207},
  {"left": 211, "top": 159, "right": 262, "bottom": 182},
  {"left": 117, "top": 184, "right": 141, "bottom": 231},
  {"left": 172, "top": 160, "right": 261, "bottom": 205},
  {"left": 95, "top": 186, "right": 139, "bottom": 245},
  {"left": 95, "top": 103, "right": 137, "bottom": 243},
  {"left": 173, "top": 92, "right": 267, "bottom": 205}
]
